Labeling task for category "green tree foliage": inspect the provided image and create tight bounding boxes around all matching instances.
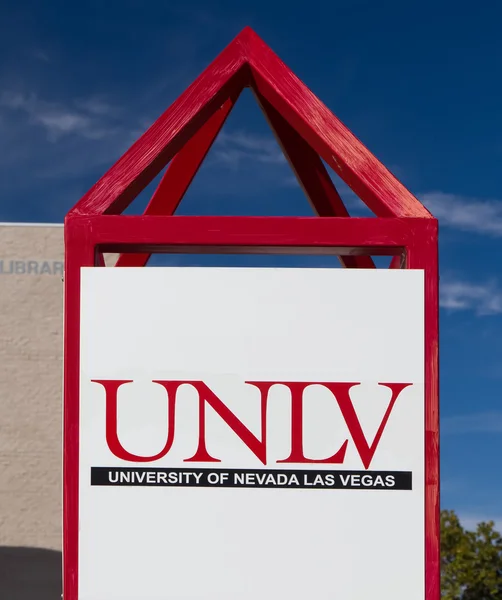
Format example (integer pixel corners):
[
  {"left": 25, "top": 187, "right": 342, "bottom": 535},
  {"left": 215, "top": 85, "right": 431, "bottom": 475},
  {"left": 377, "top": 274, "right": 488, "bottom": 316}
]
[{"left": 441, "top": 509, "right": 502, "bottom": 599}]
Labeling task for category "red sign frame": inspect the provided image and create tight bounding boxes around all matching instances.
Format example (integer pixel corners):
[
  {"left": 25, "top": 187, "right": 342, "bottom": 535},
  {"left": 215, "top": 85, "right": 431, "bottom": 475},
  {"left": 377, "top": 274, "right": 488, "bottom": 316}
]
[{"left": 64, "top": 27, "right": 439, "bottom": 600}]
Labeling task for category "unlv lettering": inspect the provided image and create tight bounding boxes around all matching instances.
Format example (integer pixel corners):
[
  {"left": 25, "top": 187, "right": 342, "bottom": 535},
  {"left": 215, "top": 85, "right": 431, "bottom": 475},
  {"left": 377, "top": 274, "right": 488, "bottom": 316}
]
[{"left": 91, "top": 380, "right": 411, "bottom": 470}]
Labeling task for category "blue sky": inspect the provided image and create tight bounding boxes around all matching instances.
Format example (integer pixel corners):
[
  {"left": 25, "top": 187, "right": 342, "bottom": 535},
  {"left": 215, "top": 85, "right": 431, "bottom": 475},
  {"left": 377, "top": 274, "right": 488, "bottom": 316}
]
[{"left": 1, "top": 0, "right": 502, "bottom": 530}]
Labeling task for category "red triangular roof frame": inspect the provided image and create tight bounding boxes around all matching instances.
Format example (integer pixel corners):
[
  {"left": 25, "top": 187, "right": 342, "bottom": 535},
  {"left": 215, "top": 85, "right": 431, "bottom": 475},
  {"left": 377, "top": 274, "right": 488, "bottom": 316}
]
[{"left": 68, "top": 26, "right": 431, "bottom": 223}]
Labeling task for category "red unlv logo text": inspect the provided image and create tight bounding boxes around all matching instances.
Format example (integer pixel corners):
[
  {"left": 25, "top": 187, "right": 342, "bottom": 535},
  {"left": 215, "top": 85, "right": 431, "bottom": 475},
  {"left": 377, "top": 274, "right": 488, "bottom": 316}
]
[{"left": 92, "top": 379, "right": 411, "bottom": 470}]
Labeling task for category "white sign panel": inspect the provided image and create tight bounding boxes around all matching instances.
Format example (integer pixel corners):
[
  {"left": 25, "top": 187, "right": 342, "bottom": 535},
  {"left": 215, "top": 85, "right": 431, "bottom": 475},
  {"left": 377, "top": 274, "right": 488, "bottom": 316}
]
[{"left": 79, "top": 267, "right": 424, "bottom": 600}]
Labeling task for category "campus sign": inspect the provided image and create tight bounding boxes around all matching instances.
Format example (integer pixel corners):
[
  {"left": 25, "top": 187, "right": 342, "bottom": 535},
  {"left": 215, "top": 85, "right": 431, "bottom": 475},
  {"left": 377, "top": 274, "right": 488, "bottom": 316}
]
[
  {"left": 64, "top": 26, "right": 438, "bottom": 600},
  {"left": 77, "top": 267, "right": 425, "bottom": 600}
]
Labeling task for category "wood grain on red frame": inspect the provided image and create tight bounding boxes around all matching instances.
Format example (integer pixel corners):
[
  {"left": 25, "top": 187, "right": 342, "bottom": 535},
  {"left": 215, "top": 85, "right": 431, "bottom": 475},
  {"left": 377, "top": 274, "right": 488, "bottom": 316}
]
[
  {"left": 68, "top": 27, "right": 431, "bottom": 221},
  {"left": 254, "top": 90, "right": 375, "bottom": 268},
  {"left": 68, "top": 36, "right": 250, "bottom": 217},
  {"left": 389, "top": 255, "right": 404, "bottom": 268},
  {"left": 64, "top": 213, "right": 439, "bottom": 600},
  {"left": 63, "top": 218, "right": 95, "bottom": 600},
  {"left": 244, "top": 28, "right": 431, "bottom": 219},
  {"left": 408, "top": 221, "right": 440, "bottom": 600},
  {"left": 64, "top": 24, "right": 439, "bottom": 600},
  {"left": 71, "top": 214, "right": 424, "bottom": 249},
  {"left": 117, "top": 86, "right": 376, "bottom": 269},
  {"left": 115, "top": 93, "right": 240, "bottom": 267}
]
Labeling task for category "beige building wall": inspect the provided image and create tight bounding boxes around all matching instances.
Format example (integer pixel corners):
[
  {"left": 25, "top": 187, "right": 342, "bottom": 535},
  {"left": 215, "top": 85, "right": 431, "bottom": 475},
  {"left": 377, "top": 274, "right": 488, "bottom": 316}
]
[
  {"left": 0, "top": 224, "right": 64, "bottom": 552},
  {"left": 0, "top": 225, "right": 119, "bottom": 597}
]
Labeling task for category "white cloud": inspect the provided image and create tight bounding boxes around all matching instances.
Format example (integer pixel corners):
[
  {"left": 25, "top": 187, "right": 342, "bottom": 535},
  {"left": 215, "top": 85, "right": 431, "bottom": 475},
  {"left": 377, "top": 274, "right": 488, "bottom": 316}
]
[
  {"left": 277, "top": 185, "right": 502, "bottom": 229},
  {"left": 74, "top": 96, "right": 120, "bottom": 117},
  {"left": 442, "top": 411, "right": 502, "bottom": 434},
  {"left": 419, "top": 191, "right": 502, "bottom": 236},
  {"left": 440, "top": 279, "right": 502, "bottom": 315},
  {"left": 0, "top": 91, "right": 117, "bottom": 141},
  {"left": 0, "top": 87, "right": 150, "bottom": 219},
  {"left": 212, "top": 130, "right": 286, "bottom": 168}
]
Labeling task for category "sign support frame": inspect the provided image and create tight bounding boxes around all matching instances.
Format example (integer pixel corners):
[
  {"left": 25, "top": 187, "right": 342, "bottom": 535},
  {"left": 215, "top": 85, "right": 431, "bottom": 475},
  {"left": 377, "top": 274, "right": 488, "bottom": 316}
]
[{"left": 63, "top": 26, "right": 439, "bottom": 600}]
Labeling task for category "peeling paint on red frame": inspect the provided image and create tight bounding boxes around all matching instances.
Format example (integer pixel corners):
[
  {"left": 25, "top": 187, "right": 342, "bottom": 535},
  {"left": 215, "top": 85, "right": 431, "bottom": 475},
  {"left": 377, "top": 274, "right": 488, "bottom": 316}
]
[{"left": 63, "top": 214, "right": 439, "bottom": 600}]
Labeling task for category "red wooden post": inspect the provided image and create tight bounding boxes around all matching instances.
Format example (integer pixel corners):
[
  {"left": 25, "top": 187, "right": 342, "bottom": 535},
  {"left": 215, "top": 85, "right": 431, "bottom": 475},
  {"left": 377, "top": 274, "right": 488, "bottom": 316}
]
[
  {"left": 254, "top": 91, "right": 375, "bottom": 269},
  {"left": 116, "top": 93, "right": 240, "bottom": 267},
  {"left": 64, "top": 26, "right": 438, "bottom": 600}
]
